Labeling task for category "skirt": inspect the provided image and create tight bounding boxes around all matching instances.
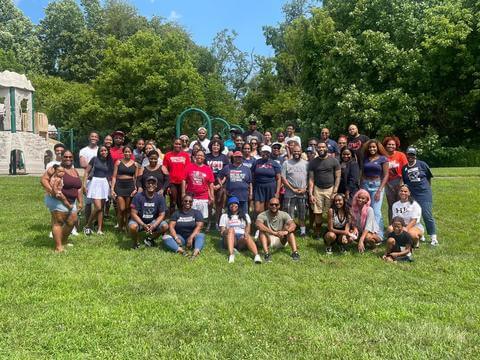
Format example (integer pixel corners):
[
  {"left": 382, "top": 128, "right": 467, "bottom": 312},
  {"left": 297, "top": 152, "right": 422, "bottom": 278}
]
[
  {"left": 115, "top": 178, "right": 135, "bottom": 197},
  {"left": 87, "top": 177, "right": 110, "bottom": 200},
  {"left": 254, "top": 182, "right": 276, "bottom": 202}
]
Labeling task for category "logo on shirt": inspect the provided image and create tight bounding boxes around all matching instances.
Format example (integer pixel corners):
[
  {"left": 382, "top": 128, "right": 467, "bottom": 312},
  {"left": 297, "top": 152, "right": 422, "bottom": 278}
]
[
  {"left": 170, "top": 156, "right": 186, "bottom": 164},
  {"left": 191, "top": 170, "right": 207, "bottom": 185},
  {"left": 406, "top": 167, "right": 421, "bottom": 182},
  {"left": 230, "top": 170, "right": 246, "bottom": 182}
]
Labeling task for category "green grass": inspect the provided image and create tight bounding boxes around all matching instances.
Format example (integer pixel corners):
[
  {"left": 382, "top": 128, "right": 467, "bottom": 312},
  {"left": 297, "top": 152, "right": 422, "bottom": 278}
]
[
  {"left": 432, "top": 167, "right": 480, "bottom": 177},
  {"left": 1, "top": 171, "right": 479, "bottom": 358}
]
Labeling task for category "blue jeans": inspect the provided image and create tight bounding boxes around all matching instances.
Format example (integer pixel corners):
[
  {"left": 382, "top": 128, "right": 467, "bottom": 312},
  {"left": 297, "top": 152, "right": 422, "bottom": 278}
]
[
  {"left": 362, "top": 179, "right": 384, "bottom": 238},
  {"left": 163, "top": 233, "right": 205, "bottom": 252},
  {"left": 416, "top": 199, "right": 436, "bottom": 235}
]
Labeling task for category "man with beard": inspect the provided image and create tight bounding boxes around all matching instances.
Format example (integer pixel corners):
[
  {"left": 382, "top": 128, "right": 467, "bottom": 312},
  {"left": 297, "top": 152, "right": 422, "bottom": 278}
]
[
  {"left": 308, "top": 142, "right": 341, "bottom": 238},
  {"left": 189, "top": 127, "right": 210, "bottom": 154},
  {"left": 242, "top": 119, "right": 264, "bottom": 144},
  {"left": 282, "top": 145, "right": 309, "bottom": 237},
  {"left": 347, "top": 124, "right": 369, "bottom": 157}
]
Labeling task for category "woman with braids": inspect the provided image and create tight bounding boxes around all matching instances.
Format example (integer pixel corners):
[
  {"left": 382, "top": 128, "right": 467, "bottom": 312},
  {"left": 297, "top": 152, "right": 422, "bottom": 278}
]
[
  {"left": 323, "top": 193, "right": 355, "bottom": 255},
  {"left": 111, "top": 145, "right": 138, "bottom": 231},
  {"left": 383, "top": 136, "right": 408, "bottom": 223},
  {"left": 388, "top": 184, "right": 424, "bottom": 248},
  {"left": 206, "top": 139, "right": 230, "bottom": 229},
  {"left": 351, "top": 189, "right": 382, "bottom": 253},
  {"left": 360, "top": 139, "right": 389, "bottom": 238},
  {"left": 219, "top": 196, "right": 262, "bottom": 264}
]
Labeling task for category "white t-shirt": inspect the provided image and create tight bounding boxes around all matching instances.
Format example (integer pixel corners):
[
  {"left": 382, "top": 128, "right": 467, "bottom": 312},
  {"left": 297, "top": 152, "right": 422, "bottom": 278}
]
[
  {"left": 219, "top": 213, "right": 251, "bottom": 235},
  {"left": 285, "top": 135, "right": 302, "bottom": 147},
  {"left": 392, "top": 200, "right": 422, "bottom": 225},
  {"left": 189, "top": 139, "right": 210, "bottom": 154},
  {"left": 79, "top": 146, "right": 98, "bottom": 165}
]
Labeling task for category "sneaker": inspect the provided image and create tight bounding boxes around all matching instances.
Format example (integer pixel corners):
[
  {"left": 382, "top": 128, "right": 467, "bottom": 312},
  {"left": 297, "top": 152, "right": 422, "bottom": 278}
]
[
  {"left": 254, "top": 254, "right": 262, "bottom": 264},
  {"left": 71, "top": 227, "right": 79, "bottom": 236},
  {"left": 96, "top": 230, "right": 104, "bottom": 236},
  {"left": 325, "top": 246, "right": 333, "bottom": 255},
  {"left": 83, "top": 227, "right": 92, "bottom": 236},
  {"left": 264, "top": 252, "right": 272, "bottom": 263},
  {"left": 430, "top": 239, "right": 439, "bottom": 246},
  {"left": 49, "top": 231, "right": 53, "bottom": 239},
  {"left": 114, "top": 223, "right": 119, "bottom": 229},
  {"left": 420, "top": 235, "right": 426, "bottom": 242},
  {"left": 291, "top": 251, "right": 300, "bottom": 261},
  {"left": 340, "top": 245, "right": 347, "bottom": 254},
  {"left": 144, "top": 237, "right": 156, "bottom": 247},
  {"left": 132, "top": 242, "right": 140, "bottom": 250},
  {"left": 300, "top": 232, "right": 306, "bottom": 237},
  {"left": 228, "top": 254, "right": 235, "bottom": 263},
  {"left": 66, "top": 242, "right": 74, "bottom": 247}
]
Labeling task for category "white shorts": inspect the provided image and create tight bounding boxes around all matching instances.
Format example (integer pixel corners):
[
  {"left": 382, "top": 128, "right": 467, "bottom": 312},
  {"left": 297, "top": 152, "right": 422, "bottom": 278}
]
[
  {"left": 192, "top": 199, "right": 209, "bottom": 219},
  {"left": 268, "top": 234, "right": 287, "bottom": 249}
]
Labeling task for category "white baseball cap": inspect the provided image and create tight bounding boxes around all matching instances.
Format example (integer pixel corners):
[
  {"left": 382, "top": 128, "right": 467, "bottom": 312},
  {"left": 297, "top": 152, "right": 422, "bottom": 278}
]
[{"left": 261, "top": 145, "right": 272, "bottom": 153}]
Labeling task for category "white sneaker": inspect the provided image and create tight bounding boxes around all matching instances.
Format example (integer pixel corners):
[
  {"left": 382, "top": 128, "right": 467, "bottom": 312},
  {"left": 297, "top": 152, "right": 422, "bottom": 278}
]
[
  {"left": 325, "top": 246, "right": 333, "bottom": 255},
  {"left": 228, "top": 254, "right": 235, "bottom": 263},
  {"left": 71, "top": 227, "right": 79, "bottom": 236},
  {"left": 254, "top": 230, "right": 259, "bottom": 240},
  {"left": 430, "top": 239, "right": 439, "bottom": 246},
  {"left": 97, "top": 230, "right": 105, "bottom": 236},
  {"left": 254, "top": 254, "right": 262, "bottom": 264},
  {"left": 49, "top": 232, "right": 53, "bottom": 238},
  {"left": 66, "top": 243, "right": 74, "bottom": 247},
  {"left": 114, "top": 223, "right": 119, "bottom": 229}
]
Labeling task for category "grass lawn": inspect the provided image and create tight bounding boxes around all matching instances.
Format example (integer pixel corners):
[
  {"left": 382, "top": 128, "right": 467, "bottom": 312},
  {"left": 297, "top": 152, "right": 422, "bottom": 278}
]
[{"left": 0, "top": 170, "right": 479, "bottom": 358}]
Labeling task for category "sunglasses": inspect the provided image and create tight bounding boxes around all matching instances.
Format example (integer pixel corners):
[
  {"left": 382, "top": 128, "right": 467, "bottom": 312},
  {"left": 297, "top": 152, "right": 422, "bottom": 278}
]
[
  {"left": 63, "top": 156, "right": 73, "bottom": 159},
  {"left": 269, "top": 203, "right": 280, "bottom": 207},
  {"left": 183, "top": 200, "right": 193, "bottom": 203}
]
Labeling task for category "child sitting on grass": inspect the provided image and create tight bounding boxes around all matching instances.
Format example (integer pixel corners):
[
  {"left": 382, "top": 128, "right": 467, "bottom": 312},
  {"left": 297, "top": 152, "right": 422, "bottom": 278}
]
[
  {"left": 50, "top": 164, "right": 73, "bottom": 211},
  {"left": 383, "top": 217, "right": 413, "bottom": 262}
]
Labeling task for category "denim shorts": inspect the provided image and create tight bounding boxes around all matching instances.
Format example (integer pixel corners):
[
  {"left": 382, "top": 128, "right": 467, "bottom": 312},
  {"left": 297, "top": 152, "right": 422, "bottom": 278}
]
[{"left": 44, "top": 195, "right": 77, "bottom": 213}]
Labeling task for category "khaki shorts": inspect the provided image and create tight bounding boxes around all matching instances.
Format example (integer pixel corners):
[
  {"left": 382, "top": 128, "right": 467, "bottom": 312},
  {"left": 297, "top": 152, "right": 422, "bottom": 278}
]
[
  {"left": 312, "top": 186, "right": 333, "bottom": 215},
  {"left": 267, "top": 234, "right": 287, "bottom": 249}
]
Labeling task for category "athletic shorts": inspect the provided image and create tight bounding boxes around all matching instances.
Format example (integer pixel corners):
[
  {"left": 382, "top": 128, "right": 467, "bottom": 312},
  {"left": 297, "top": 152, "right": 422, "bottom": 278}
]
[{"left": 192, "top": 199, "right": 209, "bottom": 218}]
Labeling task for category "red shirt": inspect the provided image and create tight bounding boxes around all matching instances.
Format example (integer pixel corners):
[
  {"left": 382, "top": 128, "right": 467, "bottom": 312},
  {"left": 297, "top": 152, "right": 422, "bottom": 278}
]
[
  {"left": 184, "top": 163, "right": 214, "bottom": 199},
  {"left": 164, "top": 151, "right": 191, "bottom": 184},
  {"left": 110, "top": 146, "right": 134, "bottom": 163},
  {"left": 387, "top": 151, "right": 408, "bottom": 181}
]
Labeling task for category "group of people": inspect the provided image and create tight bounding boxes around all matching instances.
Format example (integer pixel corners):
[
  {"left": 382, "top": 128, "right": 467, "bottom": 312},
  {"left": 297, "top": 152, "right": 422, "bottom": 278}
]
[{"left": 40, "top": 120, "right": 439, "bottom": 264}]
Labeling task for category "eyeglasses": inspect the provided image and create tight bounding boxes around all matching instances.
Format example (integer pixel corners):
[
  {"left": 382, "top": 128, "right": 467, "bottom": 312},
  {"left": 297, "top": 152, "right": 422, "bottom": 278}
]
[{"left": 269, "top": 203, "right": 280, "bottom": 207}]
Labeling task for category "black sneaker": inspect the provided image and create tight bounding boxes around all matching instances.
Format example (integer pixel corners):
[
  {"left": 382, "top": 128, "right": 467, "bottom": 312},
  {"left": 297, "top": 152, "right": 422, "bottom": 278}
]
[
  {"left": 264, "top": 252, "right": 272, "bottom": 263},
  {"left": 132, "top": 242, "right": 141, "bottom": 250},
  {"left": 340, "top": 245, "right": 347, "bottom": 254},
  {"left": 83, "top": 227, "right": 92, "bottom": 236},
  {"left": 291, "top": 251, "right": 300, "bottom": 261},
  {"left": 144, "top": 237, "right": 156, "bottom": 247}
]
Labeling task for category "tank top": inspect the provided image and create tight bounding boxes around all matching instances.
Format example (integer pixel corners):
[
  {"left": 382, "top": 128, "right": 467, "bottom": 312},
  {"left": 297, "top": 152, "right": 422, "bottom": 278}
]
[
  {"left": 333, "top": 211, "right": 348, "bottom": 229},
  {"left": 118, "top": 160, "right": 136, "bottom": 176},
  {"left": 62, "top": 170, "right": 82, "bottom": 203}
]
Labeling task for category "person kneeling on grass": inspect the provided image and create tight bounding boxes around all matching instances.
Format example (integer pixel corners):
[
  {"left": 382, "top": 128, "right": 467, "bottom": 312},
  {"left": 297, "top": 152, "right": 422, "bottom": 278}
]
[
  {"left": 220, "top": 196, "right": 262, "bottom": 264},
  {"left": 129, "top": 176, "right": 168, "bottom": 249},
  {"left": 324, "top": 193, "right": 356, "bottom": 255},
  {"left": 162, "top": 194, "right": 205, "bottom": 260},
  {"left": 383, "top": 217, "right": 413, "bottom": 262},
  {"left": 255, "top": 197, "right": 300, "bottom": 262},
  {"left": 351, "top": 189, "right": 382, "bottom": 253}
]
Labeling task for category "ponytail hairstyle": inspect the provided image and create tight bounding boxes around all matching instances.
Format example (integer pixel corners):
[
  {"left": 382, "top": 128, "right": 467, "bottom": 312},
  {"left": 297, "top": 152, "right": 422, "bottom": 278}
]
[
  {"left": 399, "top": 184, "right": 414, "bottom": 204},
  {"left": 351, "top": 189, "right": 371, "bottom": 229}
]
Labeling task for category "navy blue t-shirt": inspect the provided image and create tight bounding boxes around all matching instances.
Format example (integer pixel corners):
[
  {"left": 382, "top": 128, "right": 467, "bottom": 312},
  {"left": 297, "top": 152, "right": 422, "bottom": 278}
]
[
  {"left": 131, "top": 192, "right": 166, "bottom": 224},
  {"left": 206, "top": 153, "right": 229, "bottom": 180},
  {"left": 252, "top": 158, "right": 281, "bottom": 184},
  {"left": 171, "top": 209, "right": 204, "bottom": 239},
  {"left": 219, "top": 164, "right": 252, "bottom": 201},
  {"left": 242, "top": 157, "right": 256, "bottom": 169},
  {"left": 401, "top": 160, "right": 433, "bottom": 202}
]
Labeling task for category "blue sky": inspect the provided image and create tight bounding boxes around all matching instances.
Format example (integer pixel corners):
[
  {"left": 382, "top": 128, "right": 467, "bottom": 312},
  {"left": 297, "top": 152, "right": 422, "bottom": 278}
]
[{"left": 16, "top": 0, "right": 287, "bottom": 56}]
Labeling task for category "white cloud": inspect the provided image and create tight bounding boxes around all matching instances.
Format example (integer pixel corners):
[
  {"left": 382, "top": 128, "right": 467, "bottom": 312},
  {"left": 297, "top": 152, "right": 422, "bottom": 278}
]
[{"left": 168, "top": 10, "right": 182, "bottom": 22}]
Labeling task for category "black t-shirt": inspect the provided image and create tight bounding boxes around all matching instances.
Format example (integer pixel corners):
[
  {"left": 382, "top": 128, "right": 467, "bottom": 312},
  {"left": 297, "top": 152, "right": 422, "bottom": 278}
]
[
  {"left": 171, "top": 209, "right": 204, "bottom": 239},
  {"left": 387, "top": 231, "right": 412, "bottom": 252},
  {"left": 347, "top": 134, "right": 369, "bottom": 154},
  {"left": 308, "top": 156, "right": 340, "bottom": 189},
  {"left": 89, "top": 156, "right": 113, "bottom": 178}
]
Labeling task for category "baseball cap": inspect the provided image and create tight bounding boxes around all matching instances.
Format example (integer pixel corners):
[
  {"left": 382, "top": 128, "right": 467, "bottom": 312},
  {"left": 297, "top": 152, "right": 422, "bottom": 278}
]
[
  {"left": 306, "top": 146, "right": 315, "bottom": 153},
  {"left": 111, "top": 130, "right": 125, "bottom": 137},
  {"left": 271, "top": 142, "right": 282, "bottom": 149},
  {"left": 261, "top": 145, "right": 272, "bottom": 153},
  {"left": 232, "top": 151, "right": 243, "bottom": 157},
  {"left": 406, "top": 147, "right": 417, "bottom": 155},
  {"left": 227, "top": 196, "right": 240, "bottom": 206},
  {"left": 249, "top": 119, "right": 257, "bottom": 124},
  {"left": 145, "top": 176, "right": 158, "bottom": 183}
]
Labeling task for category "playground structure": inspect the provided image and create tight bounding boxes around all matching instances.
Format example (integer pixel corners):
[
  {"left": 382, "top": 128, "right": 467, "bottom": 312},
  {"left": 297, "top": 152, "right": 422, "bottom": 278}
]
[
  {"left": 175, "top": 107, "right": 243, "bottom": 139},
  {"left": 0, "top": 71, "right": 55, "bottom": 175}
]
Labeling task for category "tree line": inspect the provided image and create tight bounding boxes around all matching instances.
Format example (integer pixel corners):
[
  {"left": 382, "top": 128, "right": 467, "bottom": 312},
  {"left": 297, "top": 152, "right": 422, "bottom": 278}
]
[{"left": 1, "top": 0, "right": 479, "bottom": 162}]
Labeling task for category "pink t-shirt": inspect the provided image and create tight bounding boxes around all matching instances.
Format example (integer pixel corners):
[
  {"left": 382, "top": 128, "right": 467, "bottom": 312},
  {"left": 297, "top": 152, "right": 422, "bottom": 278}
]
[{"left": 184, "top": 163, "right": 214, "bottom": 199}]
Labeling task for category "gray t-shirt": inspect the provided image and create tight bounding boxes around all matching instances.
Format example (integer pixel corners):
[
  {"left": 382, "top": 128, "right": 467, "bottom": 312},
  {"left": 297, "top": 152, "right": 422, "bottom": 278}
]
[
  {"left": 308, "top": 156, "right": 340, "bottom": 189},
  {"left": 281, "top": 159, "right": 308, "bottom": 198},
  {"left": 257, "top": 210, "right": 292, "bottom": 231}
]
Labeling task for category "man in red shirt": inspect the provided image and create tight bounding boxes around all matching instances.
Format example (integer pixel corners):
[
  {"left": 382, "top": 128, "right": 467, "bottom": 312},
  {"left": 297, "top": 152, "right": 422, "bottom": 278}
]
[
  {"left": 163, "top": 138, "right": 191, "bottom": 214},
  {"left": 182, "top": 150, "right": 214, "bottom": 221}
]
